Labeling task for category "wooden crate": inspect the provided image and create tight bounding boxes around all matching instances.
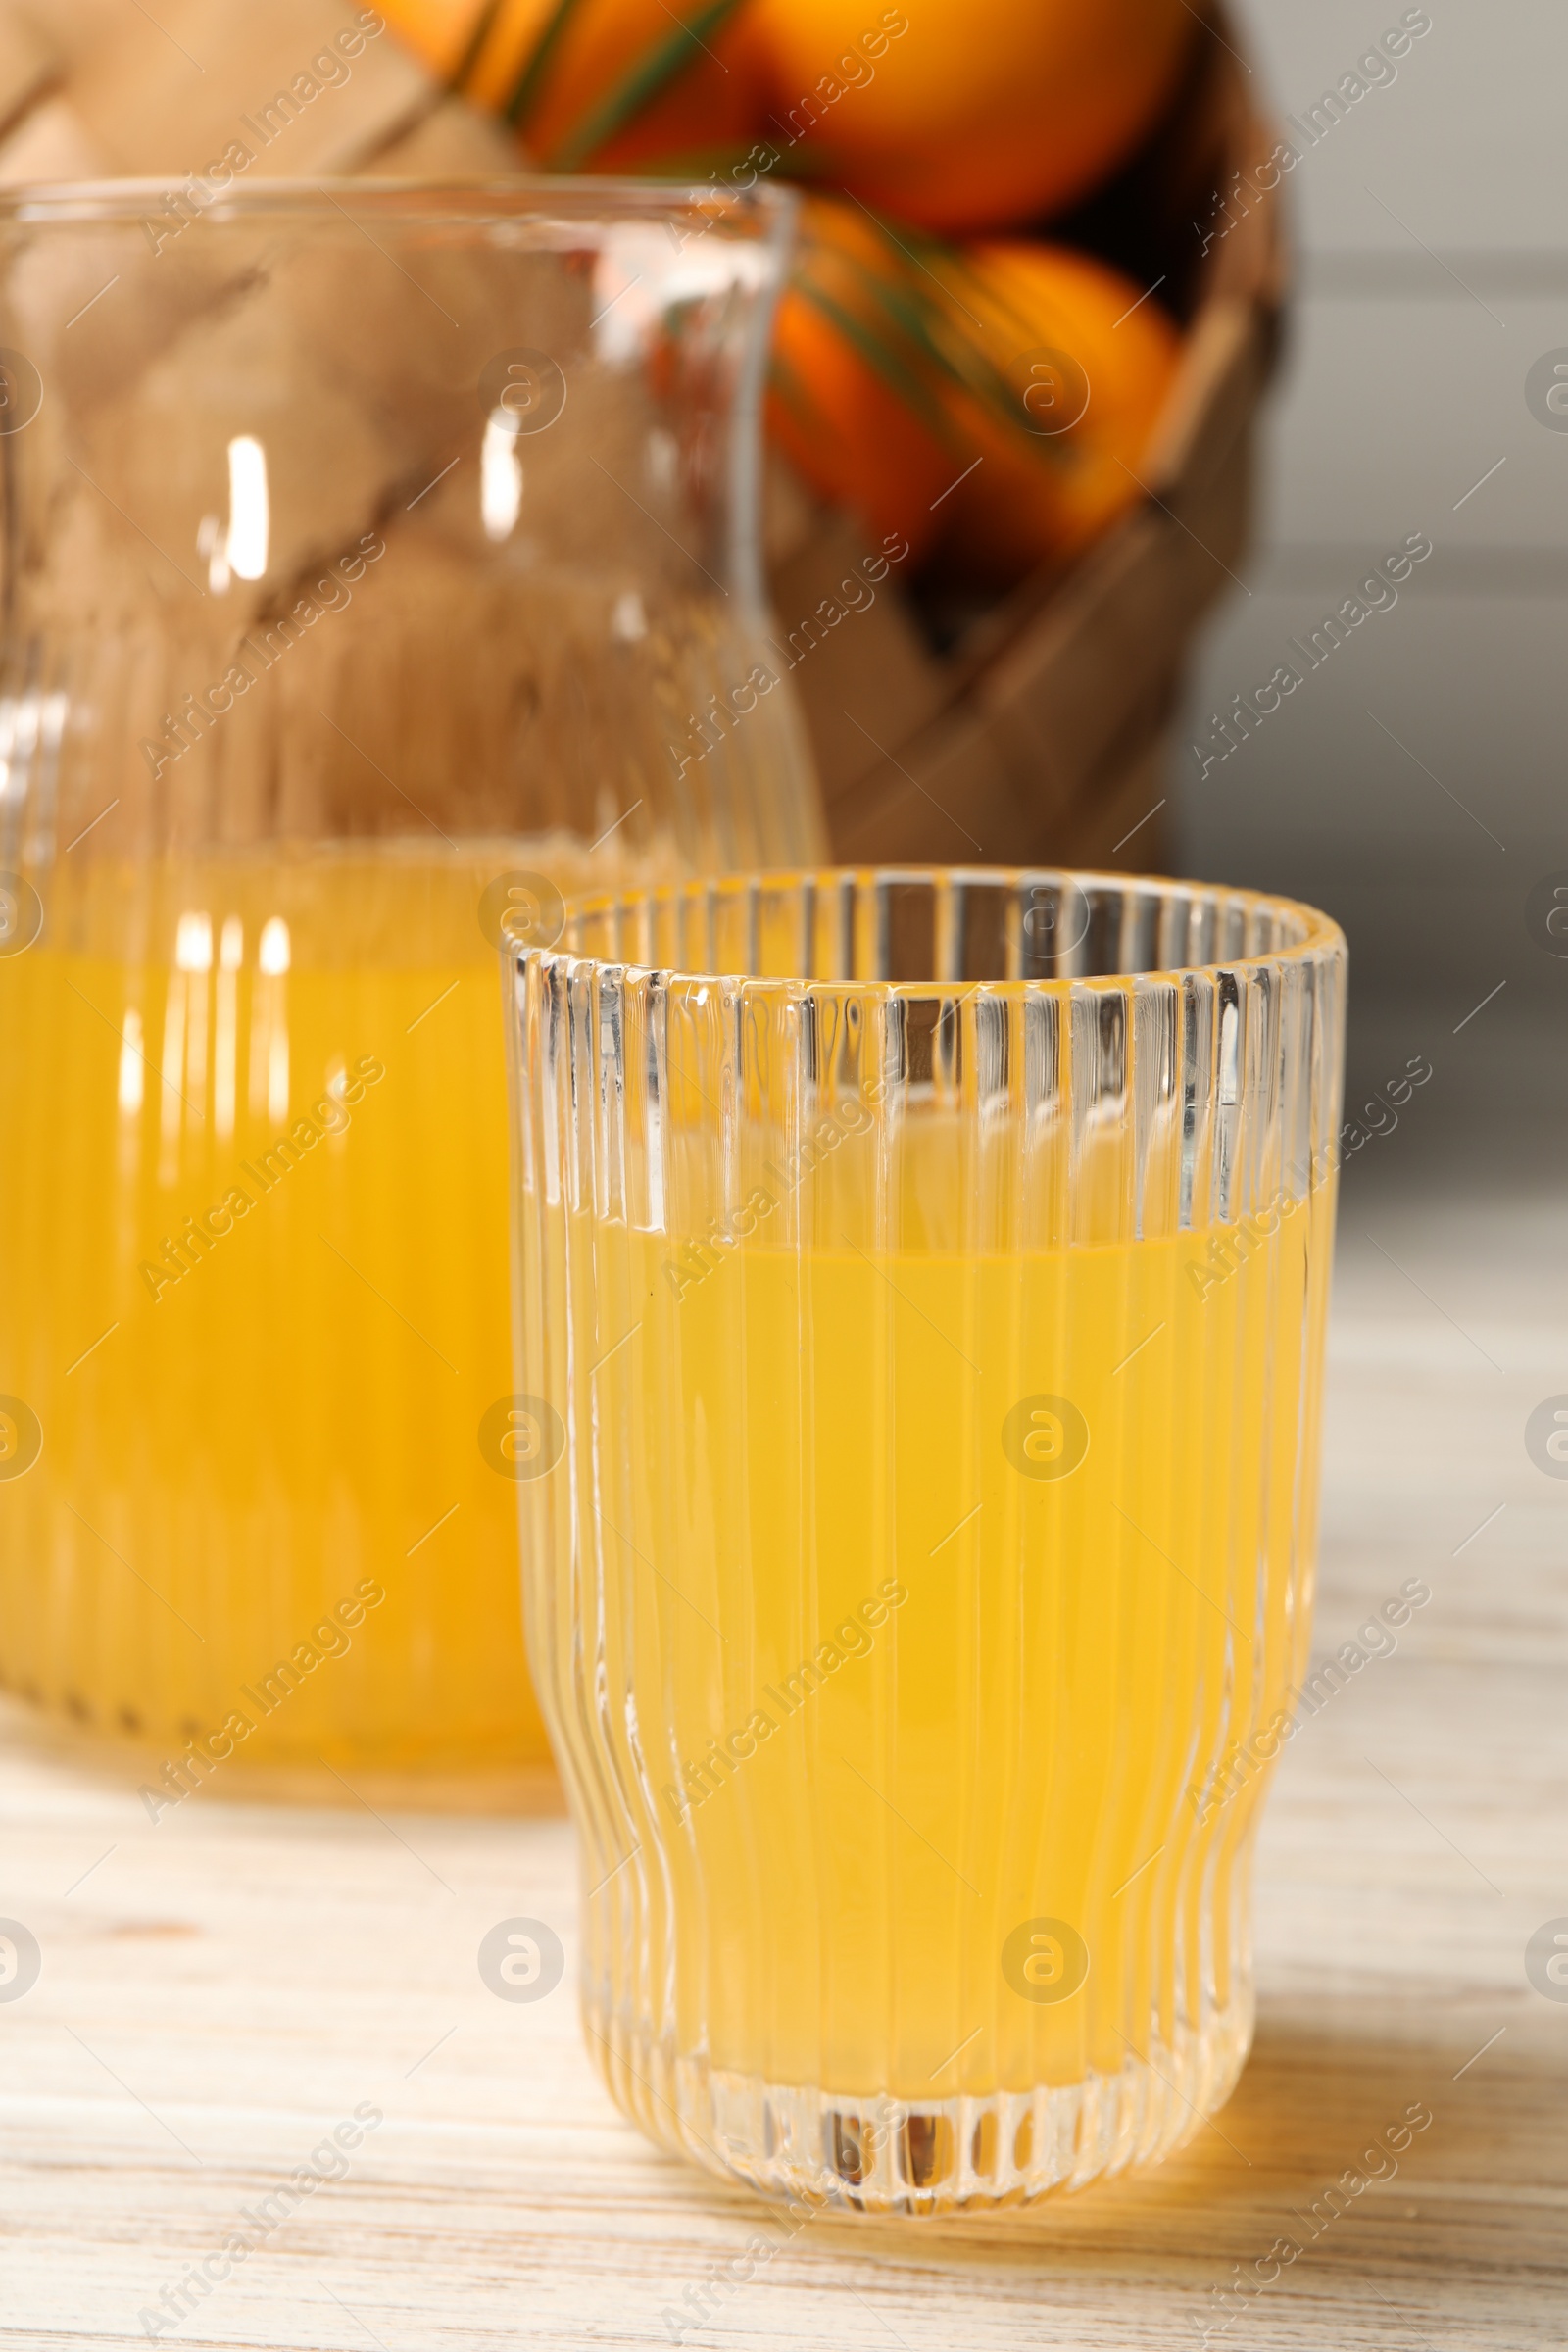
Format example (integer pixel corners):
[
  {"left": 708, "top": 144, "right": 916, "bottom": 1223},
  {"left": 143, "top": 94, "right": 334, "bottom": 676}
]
[
  {"left": 764, "top": 7, "right": 1288, "bottom": 873},
  {"left": 0, "top": 1, "right": 518, "bottom": 190}
]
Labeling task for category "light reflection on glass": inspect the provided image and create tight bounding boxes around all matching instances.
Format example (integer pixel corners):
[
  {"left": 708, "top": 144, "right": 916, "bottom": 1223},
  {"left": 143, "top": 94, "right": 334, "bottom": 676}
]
[
  {"left": 197, "top": 513, "right": 230, "bottom": 596},
  {"left": 612, "top": 590, "right": 647, "bottom": 641},
  {"left": 158, "top": 971, "right": 186, "bottom": 1188},
  {"left": 0, "top": 688, "right": 69, "bottom": 809},
  {"left": 225, "top": 434, "right": 270, "bottom": 581},
  {"left": 174, "top": 910, "right": 212, "bottom": 971},
  {"left": 117, "top": 1006, "right": 143, "bottom": 1117},
  {"left": 258, "top": 915, "right": 290, "bottom": 1122},
  {"left": 480, "top": 407, "right": 522, "bottom": 542},
  {"left": 174, "top": 909, "right": 213, "bottom": 1115},
  {"left": 215, "top": 915, "right": 242, "bottom": 1142}
]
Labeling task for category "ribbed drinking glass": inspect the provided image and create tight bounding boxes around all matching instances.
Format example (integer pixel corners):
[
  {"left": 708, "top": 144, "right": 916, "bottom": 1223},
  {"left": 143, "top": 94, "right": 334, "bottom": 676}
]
[{"left": 509, "top": 865, "right": 1347, "bottom": 2213}]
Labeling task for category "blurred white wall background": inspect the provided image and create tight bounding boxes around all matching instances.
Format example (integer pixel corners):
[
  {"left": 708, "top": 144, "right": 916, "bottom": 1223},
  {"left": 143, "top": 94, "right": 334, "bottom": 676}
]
[{"left": 1175, "top": 1, "right": 1567, "bottom": 1171}]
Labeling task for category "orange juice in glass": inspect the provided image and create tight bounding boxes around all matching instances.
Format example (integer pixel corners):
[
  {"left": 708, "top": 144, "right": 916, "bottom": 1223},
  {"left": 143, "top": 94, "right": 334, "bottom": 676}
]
[{"left": 511, "top": 867, "right": 1346, "bottom": 2210}]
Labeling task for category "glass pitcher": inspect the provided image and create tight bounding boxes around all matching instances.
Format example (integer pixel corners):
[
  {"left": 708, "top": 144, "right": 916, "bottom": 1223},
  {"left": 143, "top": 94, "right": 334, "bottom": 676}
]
[{"left": 0, "top": 178, "right": 821, "bottom": 1780}]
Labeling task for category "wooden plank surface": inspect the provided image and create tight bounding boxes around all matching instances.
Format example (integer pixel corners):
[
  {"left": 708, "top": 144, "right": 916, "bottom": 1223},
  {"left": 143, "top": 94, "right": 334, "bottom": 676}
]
[{"left": 2, "top": 1172, "right": 1565, "bottom": 2349}]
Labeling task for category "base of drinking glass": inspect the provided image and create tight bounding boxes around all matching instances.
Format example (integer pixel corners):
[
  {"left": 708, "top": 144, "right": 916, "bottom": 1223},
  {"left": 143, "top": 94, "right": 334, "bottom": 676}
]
[{"left": 586, "top": 1992, "right": 1254, "bottom": 2217}]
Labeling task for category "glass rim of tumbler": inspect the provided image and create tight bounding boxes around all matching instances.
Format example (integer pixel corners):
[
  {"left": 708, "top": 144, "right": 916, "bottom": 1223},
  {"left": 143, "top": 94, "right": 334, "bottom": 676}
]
[
  {"left": 0, "top": 175, "right": 798, "bottom": 238},
  {"left": 522, "top": 863, "right": 1346, "bottom": 1000}
]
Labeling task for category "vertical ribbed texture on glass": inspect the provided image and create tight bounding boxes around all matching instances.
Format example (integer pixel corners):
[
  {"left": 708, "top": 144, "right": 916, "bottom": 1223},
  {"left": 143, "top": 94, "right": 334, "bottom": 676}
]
[
  {"left": 0, "top": 185, "right": 822, "bottom": 1774},
  {"left": 511, "top": 869, "right": 1346, "bottom": 2214}
]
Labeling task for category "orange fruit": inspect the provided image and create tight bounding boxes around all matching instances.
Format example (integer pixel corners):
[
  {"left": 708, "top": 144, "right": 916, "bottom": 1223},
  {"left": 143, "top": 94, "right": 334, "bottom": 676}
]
[
  {"left": 747, "top": 0, "right": 1195, "bottom": 232},
  {"left": 380, "top": 0, "right": 767, "bottom": 172},
  {"left": 765, "top": 196, "right": 959, "bottom": 563},
  {"left": 377, "top": 0, "right": 479, "bottom": 79},
  {"left": 932, "top": 239, "right": 1181, "bottom": 581}
]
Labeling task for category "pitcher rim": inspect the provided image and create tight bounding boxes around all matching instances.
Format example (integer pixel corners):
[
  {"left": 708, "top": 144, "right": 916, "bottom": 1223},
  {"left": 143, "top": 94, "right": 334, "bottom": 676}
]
[{"left": 0, "top": 175, "right": 799, "bottom": 231}]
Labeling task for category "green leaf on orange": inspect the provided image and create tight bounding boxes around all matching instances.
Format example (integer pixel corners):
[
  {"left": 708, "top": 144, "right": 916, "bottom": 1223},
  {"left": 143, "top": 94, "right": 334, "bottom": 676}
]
[{"left": 545, "top": 0, "right": 749, "bottom": 169}]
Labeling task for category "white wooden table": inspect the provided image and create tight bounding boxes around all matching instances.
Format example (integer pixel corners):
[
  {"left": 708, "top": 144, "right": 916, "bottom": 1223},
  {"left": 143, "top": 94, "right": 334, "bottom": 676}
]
[{"left": 4, "top": 1172, "right": 1565, "bottom": 2349}]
